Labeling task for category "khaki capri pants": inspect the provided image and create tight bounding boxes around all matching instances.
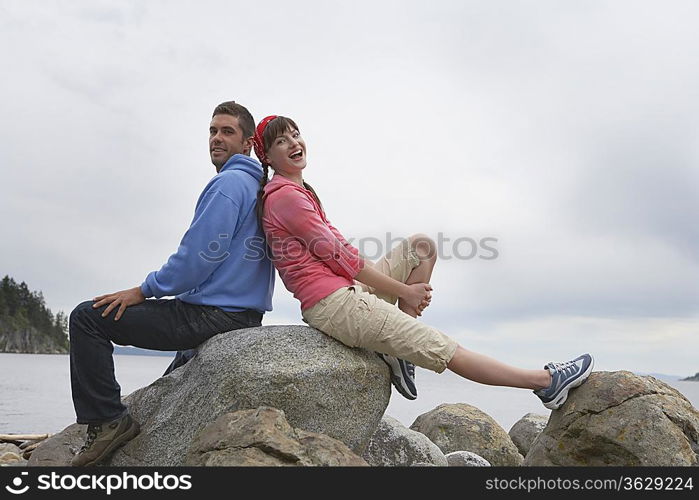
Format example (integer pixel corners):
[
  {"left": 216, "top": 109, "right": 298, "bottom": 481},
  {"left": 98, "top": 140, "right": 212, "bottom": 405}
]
[{"left": 302, "top": 238, "right": 458, "bottom": 373}]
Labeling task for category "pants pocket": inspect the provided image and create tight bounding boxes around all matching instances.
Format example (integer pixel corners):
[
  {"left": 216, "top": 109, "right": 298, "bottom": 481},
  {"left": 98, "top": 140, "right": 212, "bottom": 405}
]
[
  {"left": 204, "top": 306, "right": 250, "bottom": 332},
  {"left": 327, "top": 290, "right": 387, "bottom": 348}
]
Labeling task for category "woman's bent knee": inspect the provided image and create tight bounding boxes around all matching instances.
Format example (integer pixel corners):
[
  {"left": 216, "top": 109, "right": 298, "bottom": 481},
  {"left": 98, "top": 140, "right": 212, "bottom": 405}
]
[{"left": 408, "top": 233, "right": 437, "bottom": 262}]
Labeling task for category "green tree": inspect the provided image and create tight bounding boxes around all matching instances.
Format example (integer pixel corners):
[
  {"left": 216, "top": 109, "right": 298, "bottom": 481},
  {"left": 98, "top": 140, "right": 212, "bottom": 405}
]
[
  {"left": 0, "top": 285, "right": 7, "bottom": 316},
  {"left": 2, "top": 276, "right": 19, "bottom": 316},
  {"left": 0, "top": 274, "right": 70, "bottom": 351},
  {"left": 53, "top": 311, "right": 69, "bottom": 346}
]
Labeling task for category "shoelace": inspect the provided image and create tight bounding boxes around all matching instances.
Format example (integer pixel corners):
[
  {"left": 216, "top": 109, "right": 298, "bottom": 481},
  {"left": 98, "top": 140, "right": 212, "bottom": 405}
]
[
  {"left": 406, "top": 362, "right": 415, "bottom": 378},
  {"left": 549, "top": 359, "right": 578, "bottom": 376},
  {"left": 80, "top": 424, "right": 102, "bottom": 452}
]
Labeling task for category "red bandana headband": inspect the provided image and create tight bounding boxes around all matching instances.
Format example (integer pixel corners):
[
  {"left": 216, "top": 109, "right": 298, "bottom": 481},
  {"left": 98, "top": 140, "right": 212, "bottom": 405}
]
[{"left": 253, "top": 115, "right": 278, "bottom": 165}]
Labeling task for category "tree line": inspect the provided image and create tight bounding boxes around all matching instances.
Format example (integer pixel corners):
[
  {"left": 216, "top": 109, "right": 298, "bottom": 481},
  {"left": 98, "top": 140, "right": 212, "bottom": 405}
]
[{"left": 0, "top": 275, "right": 68, "bottom": 349}]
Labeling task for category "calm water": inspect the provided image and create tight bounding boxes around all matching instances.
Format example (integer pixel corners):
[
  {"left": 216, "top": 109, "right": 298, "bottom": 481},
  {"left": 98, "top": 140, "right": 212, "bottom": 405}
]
[{"left": 1, "top": 352, "right": 698, "bottom": 435}]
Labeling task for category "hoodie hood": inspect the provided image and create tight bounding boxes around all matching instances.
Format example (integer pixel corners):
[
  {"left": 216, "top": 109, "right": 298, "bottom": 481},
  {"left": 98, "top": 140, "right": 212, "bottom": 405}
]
[
  {"left": 220, "top": 153, "right": 263, "bottom": 182},
  {"left": 263, "top": 173, "right": 327, "bottom": 222},
  {"left": 262, "top": 173, "right": 307, "bottom": 199}
]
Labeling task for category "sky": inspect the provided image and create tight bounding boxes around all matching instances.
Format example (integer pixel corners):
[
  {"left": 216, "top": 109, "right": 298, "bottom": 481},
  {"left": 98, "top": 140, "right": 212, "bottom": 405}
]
[{"left": 1, "top": 0, "right": 697, "bottom": 376}]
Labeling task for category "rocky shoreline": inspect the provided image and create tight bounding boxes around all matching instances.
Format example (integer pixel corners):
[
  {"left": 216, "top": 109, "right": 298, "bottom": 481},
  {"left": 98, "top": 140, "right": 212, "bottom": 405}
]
[
  {"left": 3, "top": 325, "right": 698, "bottom": 467},
  {"left": 0, "top": 338, "right": 67, "bottom": 354},
  {"left": 0, "top": 434, "right": 51, "bottom": 466}
]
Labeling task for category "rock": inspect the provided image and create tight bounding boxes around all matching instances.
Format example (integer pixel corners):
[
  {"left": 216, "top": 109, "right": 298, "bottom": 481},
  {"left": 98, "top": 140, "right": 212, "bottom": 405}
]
[
  {"left": 362, "top": 415, "right": 448, "bottom": 466},
  {"left": 445, "top": 451, "right": 491, "bottom": 466},
  {"left": 411, "top": 462, "right": 438, "bottom": 466},
  {"left": 184, "top": 406, "right": 367, "bottom": 466},
  {"left": 0, "top": 443, "right": 21, "bottom": 456},
  {"left": 30, "top": 325, "right": 390, "bottom": 466},
  {"left": 0, "top": 452, "right": 23, "bottom": 465},
  {"left": 509, "top": 413, "right": 549, "bottom": 457},
  {"left": 409, "top": 403, "right": 524, "bottom": 466},
  {"left": 27, "top": 424, "right": 85, "bottom": 467},
  {"left": 0, "top": 321, "right": 68, "bottom": 354},
  {"left": 525, "top": 371, "right": 699, "bottom": 466},
  {"left": 1, "top": 459, "right": 28, "bottom": 467}
]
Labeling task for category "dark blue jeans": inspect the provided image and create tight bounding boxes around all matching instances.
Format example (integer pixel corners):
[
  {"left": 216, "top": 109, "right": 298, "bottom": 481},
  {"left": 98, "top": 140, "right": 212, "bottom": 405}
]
[{"left": 69, "top": 298, "right": 262, "bottom": 424}]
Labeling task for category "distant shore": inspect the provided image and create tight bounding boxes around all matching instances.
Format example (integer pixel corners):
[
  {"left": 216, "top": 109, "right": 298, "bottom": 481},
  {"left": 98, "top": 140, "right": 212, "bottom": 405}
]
[{"left": 1, "top": 346, "right": 176, "bottom": 357}]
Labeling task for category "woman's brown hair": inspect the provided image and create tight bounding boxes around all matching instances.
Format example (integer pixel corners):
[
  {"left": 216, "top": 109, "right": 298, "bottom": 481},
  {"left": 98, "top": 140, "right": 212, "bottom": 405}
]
[{"left": 256, "top": 116, "right": 323, "bottom": 227}]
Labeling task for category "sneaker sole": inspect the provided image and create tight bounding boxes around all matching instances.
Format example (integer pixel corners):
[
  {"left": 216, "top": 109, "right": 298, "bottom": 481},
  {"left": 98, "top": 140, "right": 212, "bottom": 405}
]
[
  {"left": 82, "top": 420, "right": 141, "bottom": 467},
  {"left": 545, "top": 356, "right": 595, "bottom": 410},
  {"left": 380, "top": 355, "right": 417, "bottom": 400}
]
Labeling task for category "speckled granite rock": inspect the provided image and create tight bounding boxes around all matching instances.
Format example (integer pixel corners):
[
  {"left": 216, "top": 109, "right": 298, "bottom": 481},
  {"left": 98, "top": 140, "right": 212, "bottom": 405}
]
[
  {"left": 362, "top": 415, "right": 447, "bottom": 466},
  {"left": 525, "top": 371, "right": 699, "bottom": 466},
  {"left": 410, "top": 403, "right": 523, "bottom": 466},
  {"left": 29, "top": 325, "right": 390, "bottom": 466}
]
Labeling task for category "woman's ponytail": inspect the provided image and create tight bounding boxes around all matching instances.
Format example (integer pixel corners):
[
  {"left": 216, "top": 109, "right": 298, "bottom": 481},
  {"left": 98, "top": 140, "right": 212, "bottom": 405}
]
[
  {"left": 303, "top": 181, "right": 324, "bottom": 215},
  {"left": 256, "top": 162, "right": 270, "bottom": 228}
]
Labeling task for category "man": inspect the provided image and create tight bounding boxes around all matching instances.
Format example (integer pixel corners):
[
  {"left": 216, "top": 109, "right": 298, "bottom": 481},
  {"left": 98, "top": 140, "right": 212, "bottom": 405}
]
[{"left": 68, "top": 101, "right": 274, "bottom": 467}]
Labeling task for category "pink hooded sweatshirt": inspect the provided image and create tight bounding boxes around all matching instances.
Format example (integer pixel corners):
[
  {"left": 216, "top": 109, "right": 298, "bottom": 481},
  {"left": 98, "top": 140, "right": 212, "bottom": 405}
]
[{"left": 262, "top": 174, "right": 365, "bottom": 311}]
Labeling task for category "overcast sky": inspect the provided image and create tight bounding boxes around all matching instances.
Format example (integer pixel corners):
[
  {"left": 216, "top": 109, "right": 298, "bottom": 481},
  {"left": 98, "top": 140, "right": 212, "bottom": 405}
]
[{"left": 1, "top": 0, "right": 697, "bottom": 376}]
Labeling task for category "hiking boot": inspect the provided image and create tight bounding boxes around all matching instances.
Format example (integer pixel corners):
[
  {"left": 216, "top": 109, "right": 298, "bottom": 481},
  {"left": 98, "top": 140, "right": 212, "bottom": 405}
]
[
  {"left": 71, "top": 413, "right": 141, "bottom": 467},
  {"left": 377, "top": 353, "right": 417, "bottom": 400},
  {"left": 534, "top": 354, "right": 594, "bottom": 410}
]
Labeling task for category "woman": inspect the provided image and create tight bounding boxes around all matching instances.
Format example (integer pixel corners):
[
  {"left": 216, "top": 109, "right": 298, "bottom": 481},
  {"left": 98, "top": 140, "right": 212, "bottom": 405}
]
[{"left": 254, "top": 115, "right": 593, "bottom": 410}]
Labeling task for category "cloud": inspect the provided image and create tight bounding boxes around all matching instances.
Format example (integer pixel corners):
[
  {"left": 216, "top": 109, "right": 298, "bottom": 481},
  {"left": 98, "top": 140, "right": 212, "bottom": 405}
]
[
  {"left": 1, "top": 0, "right": 697, "bottom": 375},
  {"left": 445, "top": 314, "right": 699, "bottom": 377},
  {"left": 563, "top": 121, "right": 699, "bottom": 263}
]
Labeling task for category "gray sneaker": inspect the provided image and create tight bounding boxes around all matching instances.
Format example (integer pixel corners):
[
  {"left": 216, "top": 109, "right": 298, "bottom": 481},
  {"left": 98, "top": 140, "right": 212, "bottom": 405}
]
[
  {"left": 71, "top": 413, "right": 140, "bottom": 467},
  {"left": 377, "top": 353, "right": 418, "bottom": 400},
  {"left": 534, "top": 354, "right": 594, "bottom": 410}
]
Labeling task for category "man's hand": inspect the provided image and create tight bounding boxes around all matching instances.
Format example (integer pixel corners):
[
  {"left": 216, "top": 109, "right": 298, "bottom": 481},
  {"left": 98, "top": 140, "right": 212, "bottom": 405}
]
[{"left": 92, "top": 286, "right": 146, "bottom": 321}]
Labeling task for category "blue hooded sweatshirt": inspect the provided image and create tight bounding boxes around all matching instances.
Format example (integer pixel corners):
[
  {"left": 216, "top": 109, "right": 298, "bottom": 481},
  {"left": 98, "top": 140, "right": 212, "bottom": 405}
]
[{"left": 140, "top": 154, "right": 274, "bottom": 313}]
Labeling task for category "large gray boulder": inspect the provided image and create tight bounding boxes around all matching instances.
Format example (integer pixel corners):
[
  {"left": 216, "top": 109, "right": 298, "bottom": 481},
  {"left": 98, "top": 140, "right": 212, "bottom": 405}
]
[
  {"left": 509, "top": 413, "right": 549, "bottom": 457},
  {"left": 29, "top": 325, "right": 391, "bottom": 466},
  {"left": 362, "top": 415, "right": 448, "bottom": 466},
  {"left": 410, "top": 403, "right": 524, "bottom": 466},
  {"left": 185, "top": 406, "right": 368, "bottom": 466},
  {"left": 525, "top": 371, "right": 699, "bottom": 466}
]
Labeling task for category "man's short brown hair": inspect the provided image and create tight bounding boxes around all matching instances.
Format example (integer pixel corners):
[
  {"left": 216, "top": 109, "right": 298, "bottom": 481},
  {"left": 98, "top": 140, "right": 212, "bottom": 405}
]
[{"left": 212, "top": 101, "right": 255, "bottom": 139}]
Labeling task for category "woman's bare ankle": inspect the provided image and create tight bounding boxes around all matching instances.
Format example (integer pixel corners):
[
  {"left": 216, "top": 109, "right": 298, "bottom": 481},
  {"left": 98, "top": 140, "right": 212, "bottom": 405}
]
[
  {"left": 534, "top": 369, "right": 552, "bottom": 390},
  {"left": 398, "top": 299, "right": 417, "bottom": 318}
]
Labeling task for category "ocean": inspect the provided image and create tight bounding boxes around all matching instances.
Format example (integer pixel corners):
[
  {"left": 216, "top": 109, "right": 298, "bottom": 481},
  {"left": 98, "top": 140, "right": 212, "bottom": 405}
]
[{"left": 1, "top": 352, "right": 697, "bottom": 436}]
